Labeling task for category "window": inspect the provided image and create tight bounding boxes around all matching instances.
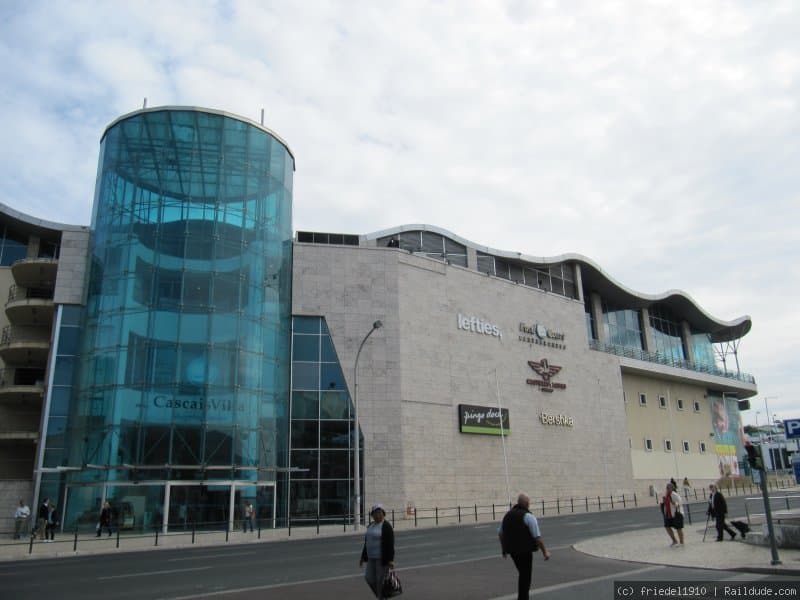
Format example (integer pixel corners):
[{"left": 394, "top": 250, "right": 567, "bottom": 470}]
[
  {"left": 639, "top": 393, "right": 647, "bottom": 406},
  {"left": 644, "top": 438, "right": 653, "bottom": 451},
  {"left": 699, "top": 441, "right": 707, "bottom": 453},
  {"left": 664, "top": 439, "right": 673, "bottom": 452},
  {"left": 693, "top": 401, "right": 701, "bottom": 412},
  {"left": 659, "top": 396, "right": 667, "bottom": 409},
  {"left": 677, "top": 399, "right": 684, "bottom": 411},
  {"left": 682, "top": 440, "right": 690, "bottom": 453}
]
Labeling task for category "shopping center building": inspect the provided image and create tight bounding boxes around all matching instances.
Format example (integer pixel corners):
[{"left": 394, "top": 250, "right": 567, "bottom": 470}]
[{"left": 0, "top": 106, "right": 757, "bottom": 532}]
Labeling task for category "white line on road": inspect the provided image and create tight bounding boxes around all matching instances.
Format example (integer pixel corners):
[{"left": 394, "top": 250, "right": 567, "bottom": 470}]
[
  {"left": 168, "top": 551, "right": 258, "bottom": 562},
  {"left": 98, "top": 566, "right": 213, "bottom": 580},
  {"left": 488, "top": 565, "right": 665, "bottom": 600}
]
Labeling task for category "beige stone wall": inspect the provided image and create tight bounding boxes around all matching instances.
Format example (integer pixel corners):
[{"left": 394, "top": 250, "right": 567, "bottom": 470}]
[
  {"left": 293, "top": 244, "right": 635, "bottom": 511},
  {"left": 623, "top": 372, "right": 720, "bottom": 496}
]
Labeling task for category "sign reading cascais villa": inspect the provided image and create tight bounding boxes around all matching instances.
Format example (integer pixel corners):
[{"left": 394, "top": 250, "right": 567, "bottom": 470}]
[
  {"left": 458, "top": 404, "right": 510, "bottom": 435},
  {"left": 526, "top": 358, "right": 566, "bottom": 392},
  {"left": 518, "top": 322, "right": 566, "bottom": 350}
]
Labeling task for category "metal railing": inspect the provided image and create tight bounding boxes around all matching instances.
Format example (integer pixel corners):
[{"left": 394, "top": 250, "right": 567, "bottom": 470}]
[
  {"left": 744, "top": 494, "right": 800, "bottom": 525},
  {"left": 6, "top": 285, "right": 54, "bottom": 304},
  {"left": 589, "top": 340, "right": 756, "bottom": 384}
]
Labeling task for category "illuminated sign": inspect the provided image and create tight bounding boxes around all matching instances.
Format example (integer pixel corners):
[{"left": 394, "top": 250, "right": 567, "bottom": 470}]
[
  {"left": 457, "top": 313, "right": 502, "bottom": 339},
  {"left": 458, "top": 404, "right": 510, "bottom": 435},
  {"left": 539, "top": 411, "right": 574, "bottom": 427}
]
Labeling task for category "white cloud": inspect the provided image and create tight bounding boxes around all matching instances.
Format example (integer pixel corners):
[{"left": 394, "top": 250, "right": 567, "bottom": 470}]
[{"left": 1, "top": 0, "right": 798, "bottom": 420}]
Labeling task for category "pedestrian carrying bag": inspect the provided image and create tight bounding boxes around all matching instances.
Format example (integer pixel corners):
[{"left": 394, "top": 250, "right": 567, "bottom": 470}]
[{"left": 381, "top": 568, "right": 403, "bottom": 597}]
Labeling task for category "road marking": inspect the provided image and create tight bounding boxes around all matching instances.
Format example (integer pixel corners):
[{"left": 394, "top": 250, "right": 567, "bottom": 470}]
[
  {"left": 487, "top": 565, "right": 665, "bottom": 600},
  {"left": 156, "top": 545, "right": 576, "bottom": 599},
  {"left": 167, "top": 551, "right": 257, "bottom": 562},
  {"left": 98, "top": 566, "right": 212, "bottom": 580}
]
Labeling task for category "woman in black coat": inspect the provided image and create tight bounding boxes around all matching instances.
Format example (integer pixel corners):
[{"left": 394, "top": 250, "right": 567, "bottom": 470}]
[{"left": 359, "top": 504, "right": 395, "bottom": 598}]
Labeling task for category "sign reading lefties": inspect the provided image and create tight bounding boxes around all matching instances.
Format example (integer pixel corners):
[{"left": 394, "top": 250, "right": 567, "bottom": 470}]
[{"left": 457, "top": 313, "right": 502, "bottom": 339}]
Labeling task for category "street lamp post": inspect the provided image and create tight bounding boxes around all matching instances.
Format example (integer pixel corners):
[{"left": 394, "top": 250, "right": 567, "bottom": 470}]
[
  {"left": 764, "top": 397, "right": 778, "bottom": 469},
  {"left": 353, "top": 320, "right": 382, "bottom": 531}
]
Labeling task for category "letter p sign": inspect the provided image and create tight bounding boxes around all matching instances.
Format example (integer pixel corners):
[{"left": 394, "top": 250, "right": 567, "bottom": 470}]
[{"left": 784, "top": 419, "right": 800, "bottom": 439}]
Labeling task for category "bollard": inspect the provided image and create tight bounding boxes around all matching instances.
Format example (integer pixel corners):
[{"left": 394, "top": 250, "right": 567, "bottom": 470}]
[
  {"left": 192, "top": 521, "right": 196, "bottom": 544},
  {"left": 622, "top": 494, "right": 626, "bottom": 508},
  {"left": 492, "top": 504, "right": 495, "bottom": 520},
  {"left": 316, "top": 514, "right": 320, "bottom": 535},
  {"left": 258, "top": 519, "right": 262, "bottom": 539},
  {"left": 225, "top": 521, "right": 229, "bottom": 542},
  {"left": 343, "top": 516, "right": 347, "bottom": 533},
  {"left": 474, "top": 504, "right": 478, "bottom": 522},
  {"left": 74, "top": 526, "right": 78, "bottom": 552},
  {"left": 634, "top": 492, "right": 637, "bottom": 507},
  {"left": 392, "top": 509, "right": 395, "bottom": 527},
  {"left": 585, "top": 497, "right": 589, "bottom": 512},
  {"left": 597, "top": 496, "right": 601, "bottom": 510},
  {"left": 288, "top": 517, "right": 292, "bottom": 537},
  {"left": 155, "top": 526, "right": 159, "bottom": 547},
  {"left": 541, "top": 499, "right": 545, "bottom": 515},
  {"left": 116, "top": 527, "right": 120, "bottom": 548},
  {"left": 414, "top": 508, "right": 417, "bottom": 527},
  {"left": 610, "top": 495, "right": 614, "bottom": 509},
  {"left": 571, "top": 498, "right": 574, "bottom": 513},
  {"left": 435, "top": 507, "right": 439, "bottom": 526},
  {"left": 557, "top": 498, "right": 560, "bottom": 514},
  {"left": 458, "top": 506, "right": 461, "bottom": 523},
  {"left": 29, "top": 531, "right": 34, "bottom": 554}
]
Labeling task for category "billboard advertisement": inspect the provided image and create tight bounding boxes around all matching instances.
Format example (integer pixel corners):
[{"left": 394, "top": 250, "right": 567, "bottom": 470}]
[{"left": 458, "top": 404, "right": 510, "bottom": 435}]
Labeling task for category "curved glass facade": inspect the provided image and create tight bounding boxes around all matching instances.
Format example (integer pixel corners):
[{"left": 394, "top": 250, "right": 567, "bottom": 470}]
[{"left": 64, "top": 109, "right": 293, "bottom": 531}]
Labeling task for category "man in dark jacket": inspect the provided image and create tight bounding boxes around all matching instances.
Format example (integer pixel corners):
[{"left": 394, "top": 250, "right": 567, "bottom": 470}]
[
  {"left": 498, "top": 493, "right": 550, "bottom": 600},
  {"left": 707, "top": 484, "right": 736, "bottom": 541}
]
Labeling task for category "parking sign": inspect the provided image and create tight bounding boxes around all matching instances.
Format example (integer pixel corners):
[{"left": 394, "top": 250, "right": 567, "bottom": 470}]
[{"left": 784, "top": 419, "right": 800, "bottom": 439}]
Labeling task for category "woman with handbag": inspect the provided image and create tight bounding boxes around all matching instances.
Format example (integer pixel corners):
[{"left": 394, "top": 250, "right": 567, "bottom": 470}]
[{"left": 359, "top": 504, "right": 398, "bottom": 598}]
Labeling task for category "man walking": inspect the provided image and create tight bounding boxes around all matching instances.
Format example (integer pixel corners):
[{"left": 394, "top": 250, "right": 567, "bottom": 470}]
[
  {"left": 498, "top": 493, "right": 550, "bottom": 600},
  {"left": 707, "top": 484, "right": 736, "bottom": 541}
]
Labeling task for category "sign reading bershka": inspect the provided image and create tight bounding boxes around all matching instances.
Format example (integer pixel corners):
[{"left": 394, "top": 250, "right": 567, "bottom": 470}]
[{"left": 458, "top": 404, "right": 510, "bottom": 435}]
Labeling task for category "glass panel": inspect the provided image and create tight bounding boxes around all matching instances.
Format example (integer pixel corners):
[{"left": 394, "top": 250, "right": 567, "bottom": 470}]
[
  {"left": 320, "top": 480, "right": 349, "bottom": 517},
  {"left": 320, "top": 421, "right": 350, "bottom": 448},
  {"left": 319, "top": 363, "right": 346, "bottom": 391},
  {"left": 290, "top": 420, "right": 319, "bottom": 449},
  {"left": 290, "top": 481, "right": 318, "bottom": 517},
  {"left": 320, "top": 392, "right": 349, "bottom": 419},
  {"left": 292, "top": 334, "right": 319, "bottom": 362},
  {"left": 292, "top": 391, "right": 319, "bottom": 419},
  {"left": 290, "top": 450, "right": 319, "bottom": 479},
  {"left": 293, "top": 317, "right": 320, "bottom": 334},
  {"left": 320, "top": 450, "right": 349, "bottom": 478}
]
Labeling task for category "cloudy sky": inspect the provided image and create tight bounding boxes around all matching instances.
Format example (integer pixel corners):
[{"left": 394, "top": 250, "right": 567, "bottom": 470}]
[{"left": 1, "top": 1, "right": 797, "bottom": 423}]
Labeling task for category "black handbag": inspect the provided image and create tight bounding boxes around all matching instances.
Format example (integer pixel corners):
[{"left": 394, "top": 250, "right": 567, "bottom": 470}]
[{"left": 382, "top": 568, "right": 403, "bottom": 597}]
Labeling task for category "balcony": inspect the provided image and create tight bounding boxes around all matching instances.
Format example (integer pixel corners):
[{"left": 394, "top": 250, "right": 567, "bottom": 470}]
[
  {"left": 0, "top": 368, "right": 45, "bottom": 405},
  {"left": 5, "top": 285, "right": 55, "bottom": 326},
  {"left": 0, "top": 325, "right": 51, "bottom": 365},
  {"left": 11, "top": 257, "right": 57, "bottom": 288},
  {"left": 589, "top": 340, "right": 756, "bottom": 385}
]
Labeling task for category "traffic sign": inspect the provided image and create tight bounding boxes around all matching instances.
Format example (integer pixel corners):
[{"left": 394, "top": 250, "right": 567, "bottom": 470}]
[{"left": 784, "top": 419, "right": 800, "bottom": 439}]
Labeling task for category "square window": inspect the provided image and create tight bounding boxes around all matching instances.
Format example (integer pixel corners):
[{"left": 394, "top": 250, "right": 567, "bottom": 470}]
[
  {"left": 693, "top": 401, "right": 701, "bottom": 412},
  {"left": 645, "top": 438, "right": 653, "bottom": 451},
  {"left": 639, "top": 393, "right": 647, "bottom": 406},
  {"left": 664, "top": 439, "right": 672, "bottom": 452},
  {"left": 677, "top": 399, "right": 684, "bottom": 411},
  {"left": 682, "top": 440, "right": 690, "bottom": 453},
  {"left": 659, "top": 396, "right": 667, "bottom": 409},
  {"left": 699, "top": 441, "right": 707, "bottom": 453}
]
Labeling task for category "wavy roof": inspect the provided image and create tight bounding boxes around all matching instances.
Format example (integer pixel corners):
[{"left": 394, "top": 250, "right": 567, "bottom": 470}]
[{"left": 365, "top": 224, "right": 750, "bottom": 343}]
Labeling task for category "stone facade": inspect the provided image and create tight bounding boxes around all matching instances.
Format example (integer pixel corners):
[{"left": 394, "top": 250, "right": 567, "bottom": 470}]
[{"left": 293, "top": 243, "right": 635, "bottom": 512}]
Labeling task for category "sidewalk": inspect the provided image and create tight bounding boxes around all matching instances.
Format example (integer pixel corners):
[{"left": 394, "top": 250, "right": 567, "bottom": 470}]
[{"left": 574, "top": 521, "right": 800, "bottom": 576}]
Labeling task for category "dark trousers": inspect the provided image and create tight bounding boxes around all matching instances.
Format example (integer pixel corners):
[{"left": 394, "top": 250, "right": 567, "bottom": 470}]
[
  {"left": 511, "top": 552, "right": 533, "bottom": 600},
  {"left": 715, "top": 516, "right": 736, "bottom": 540}
]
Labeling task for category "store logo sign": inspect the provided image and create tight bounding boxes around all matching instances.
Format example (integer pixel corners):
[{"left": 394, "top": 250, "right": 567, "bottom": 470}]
[
  {"left": 526, "top": 358, "right": 566, "bottom": 392},
  {"left": 518, "top": 322, "right": 566, "bottom": 350},
  {"left": 457, "top": 313, "right": 502, "bottom": 339}
]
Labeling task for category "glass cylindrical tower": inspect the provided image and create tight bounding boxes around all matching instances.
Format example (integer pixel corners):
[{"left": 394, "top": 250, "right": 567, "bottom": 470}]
[{"left": 64, "top": 108, "right": 294, "bottom": 531}]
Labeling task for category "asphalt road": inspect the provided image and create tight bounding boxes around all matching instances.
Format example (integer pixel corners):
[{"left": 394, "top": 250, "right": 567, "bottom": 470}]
[{"left": 1, "top": 497, "right": 796, "bottom": 600}]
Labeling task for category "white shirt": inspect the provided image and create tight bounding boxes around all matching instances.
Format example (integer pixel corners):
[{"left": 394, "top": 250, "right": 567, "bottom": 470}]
[{"left": 14, "top": 505, "right": 30, "bottom": 519}]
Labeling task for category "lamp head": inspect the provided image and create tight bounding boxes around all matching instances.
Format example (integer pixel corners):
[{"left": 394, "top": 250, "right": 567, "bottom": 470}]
[{"left": 373, "top": 320, "right": 383, "bottom": 330}]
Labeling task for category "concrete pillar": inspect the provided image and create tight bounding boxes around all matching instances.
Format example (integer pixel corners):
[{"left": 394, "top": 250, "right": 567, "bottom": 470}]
[
  {"left": 641, "top": 307, "right": 654, "bottom": 353},
  {"left": 573, "top": 263, "right": 584, "bottom": 303},
  {"left": 681, "top": 320, "right": 694, "bottom": 363},
  {"left": 590, "top": 292, "right": 605, "bottom": 342}
]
